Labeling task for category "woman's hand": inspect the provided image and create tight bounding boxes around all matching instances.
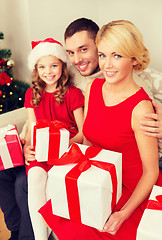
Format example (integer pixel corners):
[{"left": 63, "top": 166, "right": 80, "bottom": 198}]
[
  {"left": 23, "top": 144, "right": 36, "bottom": 165},
  {"left": 102, "top": 210, "right": 128, "bottom": 235}
]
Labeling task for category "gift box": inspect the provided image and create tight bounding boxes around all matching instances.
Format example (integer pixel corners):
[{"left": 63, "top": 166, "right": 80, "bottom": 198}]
[
  {"left": 46, "top": 143, "right": 122, "bottom": 230},
  {"left": 31, "top": 120, "right": 70, "bottom": 164},
  {"left": 136, "top": 185, "right": 162, "bottom": 240},
  {"left": 0, "top": 124, "right": 24, "bottom": 171}
]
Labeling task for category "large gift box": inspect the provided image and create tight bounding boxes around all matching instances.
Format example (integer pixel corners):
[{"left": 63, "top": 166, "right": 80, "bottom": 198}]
[
  {"left": 0, "top": 124, "right": 24, "bottom": 171},
  {"left": 46, "top": 143, "right": 122, "bottom": 230},
  {"left": 31, "top": 120, "right": 69, "bottom": 164},
  {"left": 136, "top": 185, "right": 162, "bottom": 240}
]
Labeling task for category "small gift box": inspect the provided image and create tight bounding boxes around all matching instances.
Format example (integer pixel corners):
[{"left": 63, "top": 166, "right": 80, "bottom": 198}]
[
  {"left": 0, "top": 124, "right": 24, "bottom": 171},
  {"left": 136, "top": 185, "right": 162, "bottom": 240},
  {"left": 46, "top": 143, "right": 122, "bottom": 230},
  {"left": 31, "top": 120, "right": 70, "bottom": 164}
]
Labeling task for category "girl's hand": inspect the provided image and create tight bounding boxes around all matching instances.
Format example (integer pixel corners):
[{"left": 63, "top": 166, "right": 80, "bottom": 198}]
[
  {"left": 102, "top": 210, "right": 127, "bottom": 235},
  {"left": 23, "top": 144, "right": 36, "bottom": 165},
  {"left": 20, "top": 138, "right": 26, "bottom": 146}
]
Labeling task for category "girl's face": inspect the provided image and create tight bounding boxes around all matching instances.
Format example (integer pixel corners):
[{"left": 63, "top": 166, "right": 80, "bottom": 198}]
[
  {"left": 97, "top": 39, "right": 138, "bottom": 85},
  {"left": 37, "top": 55, "right": 62, "bottom": 91}
]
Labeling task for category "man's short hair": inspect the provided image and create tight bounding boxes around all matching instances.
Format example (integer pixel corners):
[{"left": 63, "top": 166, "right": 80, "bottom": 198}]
[{"left": 64, "top": 18, "right": 99, "bottom": 41}]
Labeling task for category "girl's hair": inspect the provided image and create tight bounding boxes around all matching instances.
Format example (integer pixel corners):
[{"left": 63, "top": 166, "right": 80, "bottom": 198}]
[
  {"left": 96, "top": 20, "right": 150, "bottom": 71},
  {"left": 31, "top": 60, "right": 70, "bottom": 107}
]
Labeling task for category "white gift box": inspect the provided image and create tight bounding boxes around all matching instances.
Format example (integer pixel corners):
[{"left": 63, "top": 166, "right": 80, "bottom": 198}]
[
  {"left": 136, "top": 185, "right": 162, "bottom": 240},
  {"left": 31, "top": 121, "right": 69, "bottom": 163},
  {"left": 46, "top": 143, "right": 122, "bottom": 230},
  {"left": 0, "top": 124, "right": 24, "bottom": 170}
]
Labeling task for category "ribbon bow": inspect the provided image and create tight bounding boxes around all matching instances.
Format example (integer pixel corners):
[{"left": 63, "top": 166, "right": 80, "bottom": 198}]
[
  {"left": 33, "top": 120, "right": 68, "bottom": 148},
  {"left": 0, "top": 124, "right": 15, "bottom": 141},
  {"left": 52, "top": 143, "right": 118, "bottom": 223},
  {"left": 33, "top": 120, "right": 68, "bottom": 163},
  {"left": 146, "top": 195, "right": 162, "bottom": 210}
]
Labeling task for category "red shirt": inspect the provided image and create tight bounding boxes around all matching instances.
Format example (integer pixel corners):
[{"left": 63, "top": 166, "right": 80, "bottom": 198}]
[{"left": 24, "top": 85, "right": 84, "bottom": 138}]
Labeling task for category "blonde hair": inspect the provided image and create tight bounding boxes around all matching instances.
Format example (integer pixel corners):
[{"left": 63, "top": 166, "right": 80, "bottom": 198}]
[
  {"left": 96, "top": 20, "right": 150, "bottom": 71},
  {"left": 31, "top": 61, "right": 70, "bottom": 107}
]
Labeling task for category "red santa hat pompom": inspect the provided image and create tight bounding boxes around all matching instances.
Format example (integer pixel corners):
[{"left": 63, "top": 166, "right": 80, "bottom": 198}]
[{"left": 28, "top": 38, "right": 69, "bottom": 71}]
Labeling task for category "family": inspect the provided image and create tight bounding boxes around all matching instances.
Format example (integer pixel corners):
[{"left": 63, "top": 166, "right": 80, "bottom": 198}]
[{"left": 0, "top": 18, "right": 162, "bottom": 240}]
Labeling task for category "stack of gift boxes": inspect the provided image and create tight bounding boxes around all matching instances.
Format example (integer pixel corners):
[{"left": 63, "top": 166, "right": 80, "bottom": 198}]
[
  {"left": 32, "top": 120, "right": 122, "bottom": 229},
  {"left": 1, "top": 121, "right": 162, "bottom": 234},
  {"left": 0, "top": 120, "right": 123, "bottom": 230}
]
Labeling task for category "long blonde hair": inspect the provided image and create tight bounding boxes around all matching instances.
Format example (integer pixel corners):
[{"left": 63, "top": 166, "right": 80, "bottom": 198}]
[
  {"left": 96, "top": 20, "right": 150, "bottom": 71},
  {"left": 31, "top": 61, "right": 70, "bottom": 107}
]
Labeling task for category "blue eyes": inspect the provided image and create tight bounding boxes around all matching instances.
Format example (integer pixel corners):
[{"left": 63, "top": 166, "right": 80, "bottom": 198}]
[
  {"left": 114, "top": 54, "right": 122, "bottom": 59},
  {"left": 99, "top": 54, "right": 106, "bottom": 58},
  {"left": 98, "top": 53, "right": 122, "bottom": 59},
  {"left": 38, "top": 64, "right": 57, "bottom": 69}
]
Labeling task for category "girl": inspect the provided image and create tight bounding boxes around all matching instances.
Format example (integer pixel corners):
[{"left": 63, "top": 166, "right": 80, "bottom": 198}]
[
  {"left": 39, "top": 21, "right": 162, "bottom": 240},
  {"left": 23, "top": 38, "right": 84, "bottom": 240}
]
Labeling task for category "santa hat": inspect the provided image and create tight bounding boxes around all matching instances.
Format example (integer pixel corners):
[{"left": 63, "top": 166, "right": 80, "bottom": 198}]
[{"left": 28, "top": 38, "right": 69, "bottom": 71}]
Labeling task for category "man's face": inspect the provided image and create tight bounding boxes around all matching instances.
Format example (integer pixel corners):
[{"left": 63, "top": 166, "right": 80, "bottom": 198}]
[{"left": 65, "top": 31, "right": 99, "bottom": 76}]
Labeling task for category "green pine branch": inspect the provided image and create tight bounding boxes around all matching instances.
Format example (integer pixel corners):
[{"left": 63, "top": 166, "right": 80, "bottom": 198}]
[
  {"left": 0, "top": 49, "right": 12, "bottom": 59},
  {"left": 0, "top": 32, "right": 4, "bottom": 40}
]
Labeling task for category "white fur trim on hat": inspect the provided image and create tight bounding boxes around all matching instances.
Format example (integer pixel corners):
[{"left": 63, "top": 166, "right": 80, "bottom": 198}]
[{"left": 28, "top": 42, "right": 69, "bottom": 71}]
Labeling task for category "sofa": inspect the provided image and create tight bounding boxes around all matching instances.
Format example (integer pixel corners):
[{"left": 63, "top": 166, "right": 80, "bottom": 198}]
[
  {"left": 0, "top": 107, "right": 27, "bottom": 134},
  {"left": 0, "top": 107, "right": 58, "bottom": 239},
  {"left": 0, "top": 107, "right": 27, "bottom": 239}
]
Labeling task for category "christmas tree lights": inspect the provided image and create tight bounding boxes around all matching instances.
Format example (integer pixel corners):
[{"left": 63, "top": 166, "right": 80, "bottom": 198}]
[{"left": 0, "top": 32, "right": 30, "bottom": 114}]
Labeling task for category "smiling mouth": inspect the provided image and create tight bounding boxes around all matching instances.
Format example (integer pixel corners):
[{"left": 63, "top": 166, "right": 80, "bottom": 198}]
[
  {"left": 106, "top": 71, "right": 117, "bottom": 77},
  {"left": 77, "top": 63, "right": 89, "bottom": 71},
  {"left": 45, "top": 76, "right": 55, "bottom": 79}
]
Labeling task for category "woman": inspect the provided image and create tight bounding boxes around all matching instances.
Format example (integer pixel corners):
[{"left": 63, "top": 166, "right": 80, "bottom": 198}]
[{"left": 39, "top": 21, "right": 162, "bottom": 240}]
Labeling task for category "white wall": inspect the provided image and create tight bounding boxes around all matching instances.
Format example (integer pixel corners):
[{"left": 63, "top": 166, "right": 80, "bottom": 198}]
[
  {"left": 0, "top": 0, "right": 162, "bottom": 83},
  {"left": 0, "top": 0, "right": 31, "bottom": 82}
]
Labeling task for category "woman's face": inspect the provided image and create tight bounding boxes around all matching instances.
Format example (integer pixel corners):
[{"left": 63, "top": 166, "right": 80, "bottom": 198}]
[
  {"left": 37, "top": 55, "right": 62, "bottom": 91},
  {"left": 97, "top": 39, "right": 138, "bottom": 85}
]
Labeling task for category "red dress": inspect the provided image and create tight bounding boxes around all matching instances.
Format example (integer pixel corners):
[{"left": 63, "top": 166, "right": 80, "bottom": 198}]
[
  {"left": 39, "top": 78, "right": 162, "bottom": 240},
  {"left": 24, "top": 85, "right": 84, "bottom": 173}
]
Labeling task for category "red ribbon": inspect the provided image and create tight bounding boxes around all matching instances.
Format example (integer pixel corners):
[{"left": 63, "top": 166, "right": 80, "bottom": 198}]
[
  {"left": 52, "top": 143, "right": 118, "bottom": 223},
  {"left": 33, "top": 120, "right": 68, "bottom": 164},
  {"left": 0, "top": 129, "right": 24, "bottom": 171},
  {"left": 146, "top": 195, "right": 162, "bottom": 210}
]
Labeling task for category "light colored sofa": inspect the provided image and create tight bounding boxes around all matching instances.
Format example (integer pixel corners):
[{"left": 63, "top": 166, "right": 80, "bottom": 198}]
[
  {"left": 0, "top": 107, "right": 58, "bottom": 240},
  {"left": 0, "top": 107, "right": 27, "bottom": 239},
  {"left": 0, "top": 107, "right": 27, "bottom": 134}
]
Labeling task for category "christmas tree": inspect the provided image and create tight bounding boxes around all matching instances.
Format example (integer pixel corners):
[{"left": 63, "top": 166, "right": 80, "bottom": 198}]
[{"left": 0, "top": 32, "right": 30, "bottom": 114}]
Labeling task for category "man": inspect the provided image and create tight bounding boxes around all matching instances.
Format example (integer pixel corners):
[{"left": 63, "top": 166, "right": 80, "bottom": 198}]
[{"left": 64, "top": 17, "right": 162, "bottom": 163}]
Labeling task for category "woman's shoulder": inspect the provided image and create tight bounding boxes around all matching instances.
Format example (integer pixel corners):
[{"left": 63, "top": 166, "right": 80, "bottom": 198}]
[{"left": 133, "top": 95, "right": 154, "bottom": 121}]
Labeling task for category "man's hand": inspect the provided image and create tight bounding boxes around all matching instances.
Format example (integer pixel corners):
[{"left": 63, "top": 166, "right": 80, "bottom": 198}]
[{"left": 140, "top": 100, "right": 162, "bottom": 138}]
